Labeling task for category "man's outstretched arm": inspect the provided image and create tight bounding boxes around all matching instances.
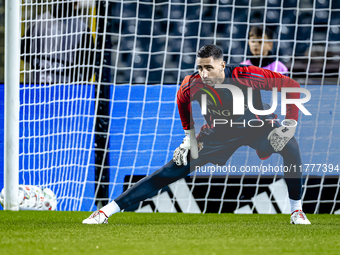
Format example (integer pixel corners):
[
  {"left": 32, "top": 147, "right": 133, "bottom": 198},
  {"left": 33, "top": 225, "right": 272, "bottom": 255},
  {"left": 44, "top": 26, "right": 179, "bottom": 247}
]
[
  {"left": 177, "top": 75, "right": 195, "bottom": 130},
  {"left": 174, "top": 75, "right": 200, "bottom": 164}
]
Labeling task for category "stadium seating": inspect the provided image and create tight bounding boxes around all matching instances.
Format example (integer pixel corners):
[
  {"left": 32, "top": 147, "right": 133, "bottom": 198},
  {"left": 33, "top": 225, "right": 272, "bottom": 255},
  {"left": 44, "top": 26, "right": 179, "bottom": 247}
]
[{"left": 110, "top": 0, "right": 338, "bottom": 83}]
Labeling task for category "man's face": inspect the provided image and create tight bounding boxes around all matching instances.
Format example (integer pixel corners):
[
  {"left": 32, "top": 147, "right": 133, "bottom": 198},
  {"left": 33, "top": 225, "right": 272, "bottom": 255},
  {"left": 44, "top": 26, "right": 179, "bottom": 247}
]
[
  {"left": 249, "top": 35, "right": 273, "bottom": 56},
  {"left": 197, "top": 57, "right": 226, "bottom": 87}
]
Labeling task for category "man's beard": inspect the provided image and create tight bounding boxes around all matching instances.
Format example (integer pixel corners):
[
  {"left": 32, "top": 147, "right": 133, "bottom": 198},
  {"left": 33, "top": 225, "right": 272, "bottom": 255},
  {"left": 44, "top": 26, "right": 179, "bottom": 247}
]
[{"left": 202, "top": 78, "right": 221, "bottom": 87}]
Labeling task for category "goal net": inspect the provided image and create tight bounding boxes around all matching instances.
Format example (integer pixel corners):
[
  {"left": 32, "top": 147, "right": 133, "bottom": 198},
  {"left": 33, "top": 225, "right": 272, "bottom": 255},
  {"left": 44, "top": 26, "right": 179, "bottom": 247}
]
[{"left": 3, "top": 0, "right": 339, "bottom": 214}]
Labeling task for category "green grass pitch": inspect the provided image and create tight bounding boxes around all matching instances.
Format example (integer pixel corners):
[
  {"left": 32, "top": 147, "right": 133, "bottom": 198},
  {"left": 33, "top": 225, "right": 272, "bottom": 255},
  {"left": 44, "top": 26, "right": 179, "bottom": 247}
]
[{"left": 1, "top": 211, "right": 339, "bottom": 255}]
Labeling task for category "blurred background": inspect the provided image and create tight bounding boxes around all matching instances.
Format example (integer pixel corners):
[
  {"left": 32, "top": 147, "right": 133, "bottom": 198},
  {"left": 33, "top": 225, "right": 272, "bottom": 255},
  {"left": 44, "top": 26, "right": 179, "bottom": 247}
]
[
  {"left": 101, "top": 0, "right": 340, "bottom": 85},
  {"left": 0, "top": 0, "right": 339, "bottom": 85}
]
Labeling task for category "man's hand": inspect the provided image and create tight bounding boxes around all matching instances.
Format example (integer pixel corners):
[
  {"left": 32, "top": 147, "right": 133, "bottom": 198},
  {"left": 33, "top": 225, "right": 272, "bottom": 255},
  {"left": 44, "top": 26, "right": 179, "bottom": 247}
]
[
  {"left": 173, "top": 129, "right": 198, "bottom": 166},
  {"left": 268, "top": 119, "right": 297, "bottom": 152}
]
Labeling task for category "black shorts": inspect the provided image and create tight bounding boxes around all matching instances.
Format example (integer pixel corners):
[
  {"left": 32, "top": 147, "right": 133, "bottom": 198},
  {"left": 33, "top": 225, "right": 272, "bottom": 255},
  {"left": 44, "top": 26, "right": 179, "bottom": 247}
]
[{"left": 196, "top": 114, "right": 280, "bottom": 165}]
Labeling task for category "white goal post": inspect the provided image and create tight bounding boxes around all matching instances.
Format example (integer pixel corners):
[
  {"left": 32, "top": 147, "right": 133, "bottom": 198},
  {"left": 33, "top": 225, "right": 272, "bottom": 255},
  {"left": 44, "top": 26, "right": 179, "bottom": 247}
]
[{"left": 4, "top": 0, "right": 21, "bottom": 210}]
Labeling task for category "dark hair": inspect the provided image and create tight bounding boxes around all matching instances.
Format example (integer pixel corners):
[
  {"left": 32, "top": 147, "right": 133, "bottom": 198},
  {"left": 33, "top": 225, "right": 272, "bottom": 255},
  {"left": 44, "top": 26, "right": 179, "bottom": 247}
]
[
  {"left": 197, "top": 45, "right": 223, "bottom": 59},
  {"left": 249, "top": 26, "right": 273, "bottom": 40}
]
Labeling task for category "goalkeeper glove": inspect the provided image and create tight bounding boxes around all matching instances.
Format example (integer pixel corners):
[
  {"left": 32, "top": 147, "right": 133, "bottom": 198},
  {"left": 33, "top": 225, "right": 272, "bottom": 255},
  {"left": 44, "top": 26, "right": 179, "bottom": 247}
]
[
  {"left": 173, "top": 129, "right": 199, "bottom": 166},
  {"left": 267, "top": 119, "right": 297, "bottom": 152}
]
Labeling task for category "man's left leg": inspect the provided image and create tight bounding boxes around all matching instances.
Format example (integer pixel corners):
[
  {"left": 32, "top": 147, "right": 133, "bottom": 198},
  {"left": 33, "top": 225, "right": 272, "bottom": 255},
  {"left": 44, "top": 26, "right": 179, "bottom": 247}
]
[
  {"left": 254, "top": 129, "right": 311, "bottom": 224},
  {"left": 83, "top": 156, "right": 209, "bottom": 224}
]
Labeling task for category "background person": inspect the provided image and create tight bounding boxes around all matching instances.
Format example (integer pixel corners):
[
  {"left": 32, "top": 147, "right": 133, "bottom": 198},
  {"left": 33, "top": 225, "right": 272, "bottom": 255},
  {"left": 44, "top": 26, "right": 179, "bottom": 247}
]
[
  {"left": 21, "top": 1, "right": 95, "bottom": 84},
  {"left": 241, "top": 26, "right": 288, "bottom": 75}
]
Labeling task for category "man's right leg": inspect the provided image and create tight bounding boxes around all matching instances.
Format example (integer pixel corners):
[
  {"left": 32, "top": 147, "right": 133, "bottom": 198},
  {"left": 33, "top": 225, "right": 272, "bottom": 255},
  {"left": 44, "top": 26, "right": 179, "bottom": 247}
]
[
  {"left": 83, "top": 157, "right": 209, "bottom": 223},
  {"left": 115, "top": 157, "right": 209, "bottom": 210}
]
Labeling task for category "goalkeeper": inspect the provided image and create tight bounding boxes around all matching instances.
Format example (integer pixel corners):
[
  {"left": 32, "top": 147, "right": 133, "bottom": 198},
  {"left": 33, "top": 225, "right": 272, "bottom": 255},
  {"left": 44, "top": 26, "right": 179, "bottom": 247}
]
[{"left": 83, "top": 45, "right": 310, "bottom": 225}]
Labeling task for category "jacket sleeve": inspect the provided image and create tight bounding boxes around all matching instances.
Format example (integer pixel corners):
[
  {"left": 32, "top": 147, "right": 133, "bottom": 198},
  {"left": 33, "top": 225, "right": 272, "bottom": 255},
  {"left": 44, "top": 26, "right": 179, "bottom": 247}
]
[
  {"left": 177, "top": 75, "right": 194, "bottom": 130},
  {"left": 232, "top": 65, "right": 300, "bottom": 121}
]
